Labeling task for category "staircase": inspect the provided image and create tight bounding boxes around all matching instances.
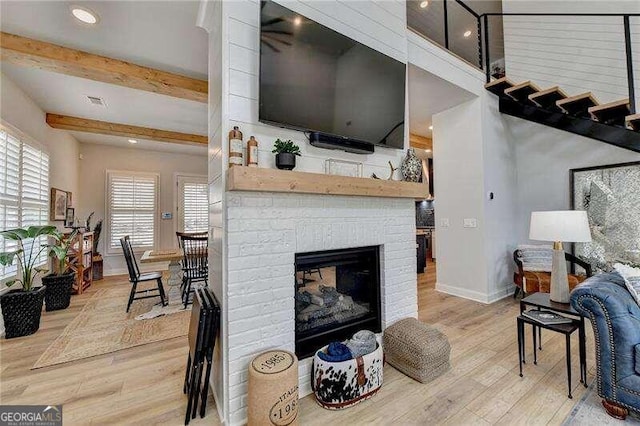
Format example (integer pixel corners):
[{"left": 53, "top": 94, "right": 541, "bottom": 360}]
[{"left": 485, "top": 77, "right": 640, "bottom": 153}]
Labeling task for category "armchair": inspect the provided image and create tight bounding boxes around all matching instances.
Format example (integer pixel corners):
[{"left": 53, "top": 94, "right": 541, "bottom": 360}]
[
  {"left": 570, "top": 273, "right": 640, "bottom": 419},
  {"left": 513, "top": 247, "right": 593, "bottom": 298}
]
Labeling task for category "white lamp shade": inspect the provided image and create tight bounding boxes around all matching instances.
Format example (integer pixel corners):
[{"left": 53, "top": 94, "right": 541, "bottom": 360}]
[{"left": 529, "top": 210, "right": 592, "bottom": 243}]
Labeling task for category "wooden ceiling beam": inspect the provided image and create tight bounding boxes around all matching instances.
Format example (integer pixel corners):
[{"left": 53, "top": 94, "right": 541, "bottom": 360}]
[
  {"left": 0, "top": 32, "right": 207, "bottom": 103},
  {"left": 410, "top": 133, "right": 433, "bottom": 151},
  {"left": 46, "top": 114, "right": 207, "bottom": 146}
]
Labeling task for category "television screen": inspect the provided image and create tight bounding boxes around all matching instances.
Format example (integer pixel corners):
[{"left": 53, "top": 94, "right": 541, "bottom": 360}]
[{"left": 259, "top": 1, "right": 406, "bottom": 149}]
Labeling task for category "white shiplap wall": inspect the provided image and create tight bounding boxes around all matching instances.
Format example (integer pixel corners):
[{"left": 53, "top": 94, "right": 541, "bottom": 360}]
[
  {"left": 209, "top": 1, "right": 412, "bottom": 424},
  {"left": 502, "top": 3, "right": 640, "bottom": 106},
  {"left": 225, "top": 0, "right": 409, "bottom": 179}
]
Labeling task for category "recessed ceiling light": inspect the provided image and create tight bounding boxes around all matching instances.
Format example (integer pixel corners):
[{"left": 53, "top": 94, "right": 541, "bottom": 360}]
[
  {"left": 128, "top": 139, "right": 137, "bottom": 144},
  {"left": 294, "top": 16, "right": 302, "bottom": 26},
  {"left": 463, "top": 30, "right": 472, "bottom": 38},
  {"left": 420, "top": 1, "right": 429, "bottom": 8},
  {"left": 429, "top": 125, "right": 433, "bottom": 130},
  {"left": 71, "top": 6, "right": 98, "bottom": 24}
]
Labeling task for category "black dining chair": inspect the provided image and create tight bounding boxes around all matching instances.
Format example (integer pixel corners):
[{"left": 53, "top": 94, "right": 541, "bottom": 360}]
[
  {"left": 176, "top": 231, "right": 208, "bottom": 249},
  {"left": 180, "top": 235, "right": 208, "bottom": 308},
  {"left": 120, "top": 236, "right": 168, "bottom": 312}
]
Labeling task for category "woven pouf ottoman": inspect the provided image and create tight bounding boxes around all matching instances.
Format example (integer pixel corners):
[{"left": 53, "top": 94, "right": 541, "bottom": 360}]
[
  {"left": 383, "top": 317, "right": 451, "bottom": 383},
  {"left": 248, "top": 350, "right": 299, "bottom": 426}
]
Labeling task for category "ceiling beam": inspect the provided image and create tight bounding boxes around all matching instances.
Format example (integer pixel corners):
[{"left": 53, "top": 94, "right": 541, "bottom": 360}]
[
  {"left": 46, "top": 114, "right": 207, "bottom": 146},
  {"left": 0, "top": 32, "right": 208, "bottom": 103},
  {"left": 410, "top": 133, "right": 433, "bottom": 151}
]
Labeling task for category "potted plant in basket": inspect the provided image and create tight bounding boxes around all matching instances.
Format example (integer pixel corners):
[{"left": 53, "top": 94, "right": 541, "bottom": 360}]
[
  {"left": 41, "top": 229, "right": 78, "bottom": 311},
  {"left": 272, "top": 139, "right": 301, "bottom": 170},
  {"left": 0, "top": 225, "right": 58, "bottom": 338}
]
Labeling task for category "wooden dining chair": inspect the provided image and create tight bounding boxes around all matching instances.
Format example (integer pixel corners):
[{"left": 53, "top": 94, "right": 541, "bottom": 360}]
[
  {"left": 120, "top": 236, "right": 167, "bottom": 312},
  {"left": 180, "top": 235, "right": 208, "bottom": 308}
]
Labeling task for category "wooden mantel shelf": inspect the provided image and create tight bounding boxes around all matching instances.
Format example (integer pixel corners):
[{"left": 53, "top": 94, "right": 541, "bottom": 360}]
[{"left": 226, "top": 167, "right": 429, "bottom": 199}]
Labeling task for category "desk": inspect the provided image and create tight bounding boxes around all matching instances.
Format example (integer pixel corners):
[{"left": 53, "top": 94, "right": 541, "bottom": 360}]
[
  {"left": 141, "top": 249, "right": 183, "bottom": 301},
  {"left": 518, "top": 293, "right": 588, "bottom": 399}
]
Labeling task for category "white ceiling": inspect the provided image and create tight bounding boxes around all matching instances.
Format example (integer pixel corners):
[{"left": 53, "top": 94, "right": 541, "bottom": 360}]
[
  {"left": 408, "top": 64, "right": 477, "bottom": 137},
  {"left": 0, "top": 1, "right": 208, "bottom": 155},
  {"left": 0, "top": 1, "right": 208, "bottom": 79}
]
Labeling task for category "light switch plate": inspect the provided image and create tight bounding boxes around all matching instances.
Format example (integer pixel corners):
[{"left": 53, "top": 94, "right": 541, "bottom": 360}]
[
  {"left": 440, "top": 218, "right": 450, "bottom": 228},
  {"left": 463, "top": 218, "right": 478, "bottom": 228}
]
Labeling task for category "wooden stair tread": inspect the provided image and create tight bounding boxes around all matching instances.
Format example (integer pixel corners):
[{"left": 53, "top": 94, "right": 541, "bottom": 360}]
[
  {"left": 504, "top": 81, "right": 540, "bottom": 95},
  {"left": 484, "top": 76, "right": 513, "bottom": 89},
  {"left": 588, "top": 99, "right": 630, "bottom": 125},
  {"left": 484, "top": 77, "right": 514, "bottom": 96},
  {"left": 625, "top": 113, "right": 640, "bottom": 131},
  {"left": 529, "top": 86, "right": 568, "bottom": 101},
  {"left": 556, "top": 92, "right": 598, "bottom": 107},
  {"left": 588, "top": 99, "right": 629, "bottom": 114}
]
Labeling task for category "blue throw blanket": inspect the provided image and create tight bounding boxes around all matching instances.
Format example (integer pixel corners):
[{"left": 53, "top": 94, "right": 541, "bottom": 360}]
[{"left": 317, "top": 342, "right": 353, "bottom": 362}]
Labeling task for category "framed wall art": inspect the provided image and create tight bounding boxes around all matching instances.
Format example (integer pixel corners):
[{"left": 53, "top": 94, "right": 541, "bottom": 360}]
[
  {"left": 570, "top": 161, "right": 640, "bottom": 271},
  {"left": 50, "top": 188, "right": 68, "bottom": 221}
]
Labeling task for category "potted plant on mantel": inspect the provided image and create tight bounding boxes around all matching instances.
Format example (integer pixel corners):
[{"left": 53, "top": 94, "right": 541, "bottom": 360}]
[
  {"left": 0, "top": 226, "right": 58, "bottom": 338},
  {"left": 272, "top": 139, "right": 301, "bottom": 170},
  {"left": 42, "top": 229, "right": 78, "bottom": 311}
]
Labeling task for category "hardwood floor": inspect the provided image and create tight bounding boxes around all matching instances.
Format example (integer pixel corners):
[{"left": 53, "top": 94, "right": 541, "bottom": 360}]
[{"left": 0, "top": 267, "right": 595, "bottom": 425}]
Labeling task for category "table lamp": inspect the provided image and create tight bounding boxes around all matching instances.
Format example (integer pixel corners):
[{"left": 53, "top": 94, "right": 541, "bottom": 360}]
[{"left": 529, "top": 211, "right": 592, "bottom": 303}]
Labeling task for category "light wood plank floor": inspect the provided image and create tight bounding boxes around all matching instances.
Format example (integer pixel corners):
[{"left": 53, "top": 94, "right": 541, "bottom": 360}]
[{"left": 0, "top": 266, "right": 595, "bottom": 425}]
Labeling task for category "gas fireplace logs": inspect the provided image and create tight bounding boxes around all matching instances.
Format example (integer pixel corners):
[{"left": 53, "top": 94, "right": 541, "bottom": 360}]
[{"left": 248, "top": 350, "right": 299, "bottom": 426}]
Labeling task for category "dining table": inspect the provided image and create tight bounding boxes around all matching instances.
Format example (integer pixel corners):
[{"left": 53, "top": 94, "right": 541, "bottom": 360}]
[{"left": 140, "top": 248, "right": 184, "bottom": 301}]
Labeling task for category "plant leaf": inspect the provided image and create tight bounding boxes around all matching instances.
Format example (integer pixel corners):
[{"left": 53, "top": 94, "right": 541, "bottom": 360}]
[
  {"left": 5, "top": 280, "right": 17, "bottom": 287},
  {"left": 0, "top": 228, "right": 29, "bottom": 240},
  {"left": 27, "top": 225, "right": 58, "bottom": 238},
  {"left": 0, "top": 250, "right": 21, "bottom": 266}
]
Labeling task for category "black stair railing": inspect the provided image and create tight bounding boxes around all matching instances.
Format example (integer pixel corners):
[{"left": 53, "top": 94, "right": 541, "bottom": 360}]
[{"left": 408, "top": 1, "right": 639, "bottom": 115}]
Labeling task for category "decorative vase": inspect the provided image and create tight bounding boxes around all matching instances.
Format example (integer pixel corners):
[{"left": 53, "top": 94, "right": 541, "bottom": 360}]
[
  {"left": 400, "top": 148, "right": 422, "bottom": 182},
  {"left": 42, "top": 272, "right": 75, "bottom": 311},
  {"left": 0, "top": 286, "right": 46, "bottom": 338},
  {"left": 275, "top": 153, "right": 296, "bottom": 170}
]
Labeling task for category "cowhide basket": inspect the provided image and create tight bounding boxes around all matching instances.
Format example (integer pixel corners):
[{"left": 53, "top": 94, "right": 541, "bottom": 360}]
[{"left": 312, "top": 342, "right": 384, "bottom": 410}]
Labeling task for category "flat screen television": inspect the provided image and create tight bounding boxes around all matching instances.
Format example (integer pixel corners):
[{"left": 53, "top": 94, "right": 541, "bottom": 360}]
[{"left": 259, "top": 1, "right": 406, "bottom": 150}]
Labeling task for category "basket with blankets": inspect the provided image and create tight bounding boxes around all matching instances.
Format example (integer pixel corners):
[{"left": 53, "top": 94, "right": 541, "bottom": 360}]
[{"left": 312, "top": 330, "right": 384, "bottom": 410}]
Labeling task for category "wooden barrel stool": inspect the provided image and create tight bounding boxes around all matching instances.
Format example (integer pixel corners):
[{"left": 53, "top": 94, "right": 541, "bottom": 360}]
[{"left": 248, "top": 350, "right": 299, "bottom": 426}]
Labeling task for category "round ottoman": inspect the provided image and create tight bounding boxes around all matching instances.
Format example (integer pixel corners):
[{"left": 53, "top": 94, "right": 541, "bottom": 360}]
[
  {"left": 383, "top": 317, "right": 451, "bottom": 383},
  {"left": 248, "top": 350, "right": 299, "bottom": 426}
]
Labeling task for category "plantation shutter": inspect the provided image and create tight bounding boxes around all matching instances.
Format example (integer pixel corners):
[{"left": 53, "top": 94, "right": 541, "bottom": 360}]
[
  {"left": 0, "top": 130, "right": 21, "bottom": 280},
  {"left": 20, "top": 143, "right": 50, "bottom": 267},
  {"left": 177, "top": 176, "right": 208, "bottom": 233},
  {"left": 0, "top": 126, "right": 50, "bottom": 281},
  {"left": 107, "top": 171, "right": 158, "bottom": 252}
]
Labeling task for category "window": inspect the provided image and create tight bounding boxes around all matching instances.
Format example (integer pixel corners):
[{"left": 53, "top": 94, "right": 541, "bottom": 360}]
[
  {"left": 177, "top": 175, "right": 208, "bottom": 233},
  {"left": 0, "top": 125, "right": 50, "bottom": 281},
  {"left": 107, "top": 171, "right": 158, "bottom": 253}
]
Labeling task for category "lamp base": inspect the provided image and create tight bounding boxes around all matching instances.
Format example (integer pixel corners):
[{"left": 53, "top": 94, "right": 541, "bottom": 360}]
[{"left": 550, "top": 245, "right": 570, "bottom": 303}]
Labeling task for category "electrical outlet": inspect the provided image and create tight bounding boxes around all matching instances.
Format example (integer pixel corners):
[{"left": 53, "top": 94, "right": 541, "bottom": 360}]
[
  {"left": 463, "top": 218, "right": 478, "bottom": 228},
  {"left": 440, "top": 218, "right": 450, "bottom": 228}
]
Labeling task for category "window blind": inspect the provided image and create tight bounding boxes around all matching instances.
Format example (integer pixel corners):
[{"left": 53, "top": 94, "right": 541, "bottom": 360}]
[
  {"left": 179, "top": 178, "right": 208, "bottom": 233},
  {"left": 107, "top": 172, "right": 158, "bottom": 252},
  {"left": 0, "top": 128, "right": 49, "bottom": 280}
]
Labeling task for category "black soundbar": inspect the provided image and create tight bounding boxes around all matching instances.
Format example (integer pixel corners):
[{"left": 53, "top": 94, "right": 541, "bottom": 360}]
[{"left": 308, "top": 132, "right": 375, "bottom": 155}]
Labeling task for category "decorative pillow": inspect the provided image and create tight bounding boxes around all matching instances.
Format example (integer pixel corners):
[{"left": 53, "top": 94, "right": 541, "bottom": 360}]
[
  {"left": 517, "top": 244, "right": 553, "bottom": 272},
  {"left": 614, "top": 263, "right": 640, "bottom": 306}
]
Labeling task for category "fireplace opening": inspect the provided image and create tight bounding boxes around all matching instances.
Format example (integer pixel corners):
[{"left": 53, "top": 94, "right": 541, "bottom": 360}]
[{"left": 294, "top": 246, "right": 381, "bottom": 358}]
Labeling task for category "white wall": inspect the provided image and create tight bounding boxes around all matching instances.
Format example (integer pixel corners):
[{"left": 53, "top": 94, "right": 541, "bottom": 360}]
[
  {"left": 0, "top": 72, "right": 81, "bottom": 213},
  {"left": 502, "top": 1, "right": 640, "bottom": 105},
  {"left": 77, "top": 143, "right": 207, "bottom": 275},
  {"left": 509, "top": 116, "right": 640, "bottom": 243}
]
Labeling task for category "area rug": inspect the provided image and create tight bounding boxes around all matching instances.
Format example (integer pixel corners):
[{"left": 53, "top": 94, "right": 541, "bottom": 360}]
[
  {"left": 32, "top": 285, "right": 191, "bottom": 369},
  {"left": 563, "top": 383, "right": 640, "bottom": 425}
]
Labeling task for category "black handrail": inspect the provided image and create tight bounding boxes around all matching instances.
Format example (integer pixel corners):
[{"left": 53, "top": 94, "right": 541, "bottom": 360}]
[{"left": 409, "top": 1, "right": 638, "bottom": 114}]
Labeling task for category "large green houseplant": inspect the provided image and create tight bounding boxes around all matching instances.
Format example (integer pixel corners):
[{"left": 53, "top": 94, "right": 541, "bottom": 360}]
[
  {"left": 42, "top": 229, "right": 78, "bottom": 312},
  {"left": 0, "top": 225, "right": 58, "bottom": 338}
]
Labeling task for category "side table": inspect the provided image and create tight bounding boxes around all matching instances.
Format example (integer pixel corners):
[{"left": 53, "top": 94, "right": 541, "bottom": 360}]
[{"left": 517, "top": 292, "right": 588, "bottom": 399}]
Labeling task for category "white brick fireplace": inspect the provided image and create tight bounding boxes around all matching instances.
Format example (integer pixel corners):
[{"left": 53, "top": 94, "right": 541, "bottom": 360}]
[{"left": 224, "top": 190, "right": 418, "bottom": 424}]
